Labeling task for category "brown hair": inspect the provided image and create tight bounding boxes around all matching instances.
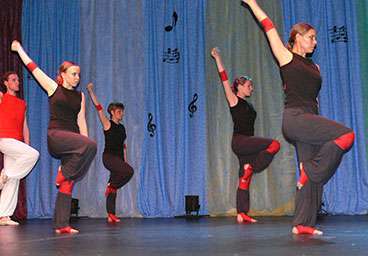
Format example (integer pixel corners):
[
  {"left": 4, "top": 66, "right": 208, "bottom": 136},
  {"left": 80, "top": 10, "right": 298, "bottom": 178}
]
[
  {"left": 1, "top": 71, "right": 17, "bottom": 92},
  {"left": 107, "top": 102, "right": 125, "bottom": 119},
  {"left": 56, "top": 61, "right": 78, "bottom": 86},
  {"left": 286, "top": 23, "right": 315, "bottom": 50}
]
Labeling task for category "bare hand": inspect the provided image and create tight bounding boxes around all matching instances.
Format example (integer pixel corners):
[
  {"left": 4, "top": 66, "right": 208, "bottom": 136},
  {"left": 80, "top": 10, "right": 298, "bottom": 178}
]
[
  {"left": 242, "top": 0, "right": 254, "bottom": 5},
  {"left": 86, "top": 83, "right": 94, "bottom": 91},
  {"left": 211, "top": 47, "right": 221, "bottom": 59},
  {"left": 11, "top": 40, "right": 21, "bottom": 52}
]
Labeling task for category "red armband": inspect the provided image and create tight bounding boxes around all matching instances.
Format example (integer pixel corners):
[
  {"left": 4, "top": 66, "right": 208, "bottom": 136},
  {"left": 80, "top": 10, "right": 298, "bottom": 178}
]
[
  {"left": 95, "top": 104, "right": 103, "bottom": 111},
  {"left": 261, "top": 17, "right": 274, "bottom": 32},
  {"left": 26, "top": 62, "right": 38, "bottom": 72},
  {"left": 219, "top": 70, "right": 228, "bottom": 82}
]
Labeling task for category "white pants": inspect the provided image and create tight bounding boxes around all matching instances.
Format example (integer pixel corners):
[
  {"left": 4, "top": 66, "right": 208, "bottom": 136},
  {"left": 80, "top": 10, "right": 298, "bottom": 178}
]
[{"left": 0, "top": 138, "right": 39, "bottom": 217}]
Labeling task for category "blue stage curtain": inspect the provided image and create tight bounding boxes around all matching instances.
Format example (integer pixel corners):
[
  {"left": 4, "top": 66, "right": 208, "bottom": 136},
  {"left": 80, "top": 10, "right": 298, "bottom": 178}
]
[
  {"left": 281, "top": 0, "right": 368, "bottom": 214},
  {"left": 79, "top": 0, "right": 144, "bottom": 217},
  {"left": 22, "top": 0, "right": 80, "bottom": 218},
  {"left": 139, "top": 0, "right": 207, "bottom": 216}
]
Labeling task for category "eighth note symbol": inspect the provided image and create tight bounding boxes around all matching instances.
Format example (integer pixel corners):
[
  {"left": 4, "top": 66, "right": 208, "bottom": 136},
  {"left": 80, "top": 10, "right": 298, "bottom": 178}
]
[
  {"left": 165, "top": 11, "right": 178, "bottom": 32},
  {"left": 188, "top": 93, "right": 198, "bottom": 118},
  {"left": 147, "top": 113, "right": 157, "bottom": 137}
]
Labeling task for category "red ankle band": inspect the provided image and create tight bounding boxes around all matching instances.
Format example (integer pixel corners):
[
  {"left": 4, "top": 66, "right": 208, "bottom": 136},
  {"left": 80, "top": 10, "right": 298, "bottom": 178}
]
[{"left": 59, "top": 180, "right": 74, "bottom": 195}]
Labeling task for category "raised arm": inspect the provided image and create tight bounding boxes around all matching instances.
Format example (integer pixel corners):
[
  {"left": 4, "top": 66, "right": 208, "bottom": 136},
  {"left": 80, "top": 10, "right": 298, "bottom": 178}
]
[
  {"left": 86, "top": 83, "right": 111, "bottom": 131},
  {"left": 11, "top": 40, "right": 57, "bottom": 96},
  {"left": 77, "top": 92, "right": 88, "bottom": 137},
  {"left": 211, "top": 48, "right": 238, "bottom": 107},
  {"left": 242, "top": 0, "right": 292, "bottom": 66}
]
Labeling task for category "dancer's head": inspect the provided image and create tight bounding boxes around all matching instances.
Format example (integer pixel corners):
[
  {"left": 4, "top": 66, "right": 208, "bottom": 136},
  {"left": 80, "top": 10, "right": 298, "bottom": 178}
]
[
  {"left": 287, "top": 23, "right": 317, "bottom": 55},
  {"left": 1, "top": 71, "right": 19, "bottom": 95},
  {"left": 56, "top": 61, "right": 80, "bottom": 88},
  {"left": 232, "top": 75, "right": 253, "bottom": 98},
  {"left": 107, "top": 102, "right": 125, "bottom": 121}
]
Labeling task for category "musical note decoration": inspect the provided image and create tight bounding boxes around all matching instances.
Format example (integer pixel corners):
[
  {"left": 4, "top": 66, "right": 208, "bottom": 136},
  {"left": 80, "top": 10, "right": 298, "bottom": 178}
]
[
  {"left": 165, "top": 11, "right": 178, "bottom": 32},
  {"left": 147, "top": 113, "right": 157, "bottom": 137},
  {"left": 162, "top": 48, "right": 180, "bottom": 64},
  {"left": 329, "top": 25, "right": 348, "bottom": 43},
  {"left": 188, "top": 93, "right": 198, "bottom": 118}
]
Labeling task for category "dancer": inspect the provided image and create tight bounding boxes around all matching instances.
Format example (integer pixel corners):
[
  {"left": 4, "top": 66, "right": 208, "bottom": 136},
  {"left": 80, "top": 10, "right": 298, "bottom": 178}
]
[
  {"left": 11, "top": 40, "right": 97, "bottom": 234},
  {"left": 242, "top": 0, "right": 354, "bottom": 235},
  {"left": 0, "top": 71, "right": 39, "bottom": 226},
  {"left": 211, "top": 47, "right": 280, "bottom": 223},
  {"left": 86, "top": 83, "right": 134, "bottom": 223}
]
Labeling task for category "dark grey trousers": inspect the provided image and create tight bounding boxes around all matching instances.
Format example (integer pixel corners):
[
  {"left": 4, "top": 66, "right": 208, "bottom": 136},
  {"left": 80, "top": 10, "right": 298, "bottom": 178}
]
[
  {"left": 282, "top": 108, "right": 353, "bottom": 227},
  {"left": 48, "top": 129, "right": 97, "bottom": 228}
]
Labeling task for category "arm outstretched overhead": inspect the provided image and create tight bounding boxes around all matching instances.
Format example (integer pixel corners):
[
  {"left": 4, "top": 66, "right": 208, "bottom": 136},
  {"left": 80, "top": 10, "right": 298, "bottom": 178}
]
[
  {"left": 211, "top": 47, "right": 238, "bottom": 107},
  {"left": 86, "top": 83, "right": 111, "bottom": 131},
  {"left": 242, "top": 0, "right": 292, "bottom": 66},
  {"left": 11, "top": 40, "right": 58, "bottom": 96}
]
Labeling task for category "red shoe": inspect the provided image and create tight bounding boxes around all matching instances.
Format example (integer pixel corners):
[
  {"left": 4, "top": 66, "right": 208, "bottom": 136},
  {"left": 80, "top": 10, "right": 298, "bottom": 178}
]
[
  {"left": 292, "top": 225, "right": 323, "bottom": 235},
  {"left": 55, "top": 226, "right": 79, "bottom": 234},
  {"left": 237, "top": 212, "right": 257, "bottom": 223},
  {"left": 107, "top": 213, "right": 121, "bottom": 223}
]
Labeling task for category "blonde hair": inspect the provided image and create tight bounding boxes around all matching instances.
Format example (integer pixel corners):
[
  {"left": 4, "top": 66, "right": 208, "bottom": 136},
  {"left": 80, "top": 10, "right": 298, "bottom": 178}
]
[
  {"left": 286, "top": 23, "right": 315, "bottom": 50},
  {"left": 56, "top": 61, "right": 78, "bottom": 86}
]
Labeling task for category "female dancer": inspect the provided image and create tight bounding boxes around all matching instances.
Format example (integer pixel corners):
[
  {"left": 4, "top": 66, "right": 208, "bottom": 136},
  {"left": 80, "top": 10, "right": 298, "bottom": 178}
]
[
  {"left": 86, "top": 83, "right": 134, "bottom": 223},
  {"left": 242, "top": 0, "right": 354, "bottom": 235},
  {"left": 0, "top": 71, "right": 39, "bottom": 225},
  {"left": 11, "top": 40, "right": 97, "bottom": 234},
  {"left": 211, "top": 47, "right": 280, "bottom": 223}
]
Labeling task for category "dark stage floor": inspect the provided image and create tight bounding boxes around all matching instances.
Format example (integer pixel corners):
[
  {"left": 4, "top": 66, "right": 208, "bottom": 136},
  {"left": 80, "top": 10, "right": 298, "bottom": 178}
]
[{"left": 0, "top": 216, "right": 367, "bottom": 256}]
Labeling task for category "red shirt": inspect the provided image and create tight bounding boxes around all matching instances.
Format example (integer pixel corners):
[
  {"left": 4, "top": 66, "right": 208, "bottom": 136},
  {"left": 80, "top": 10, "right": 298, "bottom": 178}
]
[{"left": 0, "top": 93, "right": 26, "bottom": 141}]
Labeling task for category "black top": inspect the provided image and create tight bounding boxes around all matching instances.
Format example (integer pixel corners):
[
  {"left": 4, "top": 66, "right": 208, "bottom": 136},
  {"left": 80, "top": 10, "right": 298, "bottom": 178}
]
[
  {"left": 280, "top": 53, "right": 322, "bottom": 114},
  {"left": 48, "top": 85, "right": 81, "bottom": 133},
  {"left": 104, "top": 120, "right": 126, "bottom": 159},
  {"left": 230, "top": 97, "right": 256, "bottom": 136}
]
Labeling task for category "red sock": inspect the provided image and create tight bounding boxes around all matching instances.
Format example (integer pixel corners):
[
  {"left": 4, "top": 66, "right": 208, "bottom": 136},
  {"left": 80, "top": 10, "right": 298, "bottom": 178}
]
[
  {"left": 238, "top": 164, "right": 253, "bottom": 190},
  {"left": 334, "top": 132, "right": 354, "bottom": 151},
  {"left": 59, "top": 180, "right": 74, "bottom": 195},
  {"left": 105, "top": 184, "right": 117, "bottom": 197},
  {"left": 55, "top": 166, "right": 66, "bottom": 187},
  {"left": 107, "top": 213, "right": 121, "bottom": 223},
  {"left": 297, "top": 163, "right": 308, "bottom": 189},
  {"left": 266, "top": 140, "right": 280, "bottom": 155},
  {"left": 55, "top": 226, "right": 79, "bottom": 234}
]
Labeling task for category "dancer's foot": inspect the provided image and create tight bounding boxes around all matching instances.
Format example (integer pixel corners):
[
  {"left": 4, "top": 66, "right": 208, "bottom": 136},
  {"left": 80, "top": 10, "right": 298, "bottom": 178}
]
[
  {"left": 0, "top": 216, "right": 19, "bottom": 226},
  {"left": 55, "top": 166, "right": 65, "bottom": 188},
  {"left": 107, "top": 213, "right": 121, "bottom": 223},
  {"left": 55, "top": 226, "right": 79, "bottom": 234},
  {"left": 292, "top": 225, "right": 323, "bottom": 235},
  {"left": 237, "top": 213, "right": 257, "bottom": 223},
  {"left": 0, "top": 172, "right": 9, "bottom": 190},
  {"left": 297, "top": 162, "right": 308, "bottom": 190}
]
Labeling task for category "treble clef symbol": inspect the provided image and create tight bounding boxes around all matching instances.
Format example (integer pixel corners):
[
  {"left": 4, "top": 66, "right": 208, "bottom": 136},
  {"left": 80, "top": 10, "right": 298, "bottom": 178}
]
[
  {"left": 188, "top": 93, "right": 198, "bottom": 118},
  {"left": 147, "top": 113, "right": 157, "bottom": 137}
]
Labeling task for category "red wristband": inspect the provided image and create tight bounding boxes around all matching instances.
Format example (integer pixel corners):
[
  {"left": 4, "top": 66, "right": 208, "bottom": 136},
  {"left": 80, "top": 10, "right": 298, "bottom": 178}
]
[
  {"left": 26, "top": 62, "right": 38, "bottom": 72},
  {"left": 219, "top": 70, "right": 228, "bottom": 81},
  {"left": 95, "top": 104, "right": 103, "bottom": 111},
  {"left": 261, "top": 17, "right": 274, "bottom": 32}
]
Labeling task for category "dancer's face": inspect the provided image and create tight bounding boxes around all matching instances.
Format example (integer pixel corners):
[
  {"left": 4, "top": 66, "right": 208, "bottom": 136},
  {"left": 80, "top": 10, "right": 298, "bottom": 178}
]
[
  {"left": 296, "top": 29, "right": 317, "bottom": 54},
  {"left": 62, "top": 66, "right": 80, "bottom": 88},
  {"left": 111, "top": 108, "right": 124, "bottom": 122},
  {"left": 4, "top": 74, "right": 20, "bottom": 94},
  {"left": 238, "top": 80, "right": 254, "bottom": 97}
]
